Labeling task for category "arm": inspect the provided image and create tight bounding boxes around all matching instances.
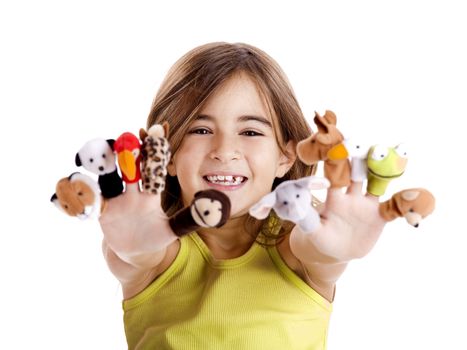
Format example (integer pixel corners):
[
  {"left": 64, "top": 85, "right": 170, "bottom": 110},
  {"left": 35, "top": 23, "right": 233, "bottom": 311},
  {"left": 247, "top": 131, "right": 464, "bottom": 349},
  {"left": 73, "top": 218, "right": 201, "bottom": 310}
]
[{"left": 289, "top": 183, "right": 386, "bottom": 300}]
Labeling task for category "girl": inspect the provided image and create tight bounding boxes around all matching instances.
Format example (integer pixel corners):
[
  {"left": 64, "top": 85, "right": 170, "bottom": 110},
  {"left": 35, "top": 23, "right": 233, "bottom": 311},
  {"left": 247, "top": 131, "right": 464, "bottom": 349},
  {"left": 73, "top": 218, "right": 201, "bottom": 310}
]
[{"left": 99, "top": 42, "right": 386, "bottom": 349}]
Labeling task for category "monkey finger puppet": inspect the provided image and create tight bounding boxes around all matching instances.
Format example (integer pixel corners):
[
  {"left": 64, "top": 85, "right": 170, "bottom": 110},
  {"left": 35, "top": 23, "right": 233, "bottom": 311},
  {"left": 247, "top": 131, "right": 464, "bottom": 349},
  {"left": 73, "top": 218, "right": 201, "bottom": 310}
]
[
  {"left": 379, "top": 188, "right": 435, "bottom": 228},
  {"left": 169, "top": 190, "right": 231, "bottom": 237},
  {"left": 75, "top": 138, "right": 124, "bottom": 198},
  {"left": 113, "top": 132, "right": 142, "bottom": 191},
  {"left": 51, "top": 172, "right": 106, "bottom": 220}
]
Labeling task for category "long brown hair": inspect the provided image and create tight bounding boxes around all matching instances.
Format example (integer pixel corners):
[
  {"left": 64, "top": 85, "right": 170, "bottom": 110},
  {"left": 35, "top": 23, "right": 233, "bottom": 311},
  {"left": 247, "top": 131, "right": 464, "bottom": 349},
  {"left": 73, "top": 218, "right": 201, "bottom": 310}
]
[{"left": 147, "top": 42, "right": 315, "bottom": 243}]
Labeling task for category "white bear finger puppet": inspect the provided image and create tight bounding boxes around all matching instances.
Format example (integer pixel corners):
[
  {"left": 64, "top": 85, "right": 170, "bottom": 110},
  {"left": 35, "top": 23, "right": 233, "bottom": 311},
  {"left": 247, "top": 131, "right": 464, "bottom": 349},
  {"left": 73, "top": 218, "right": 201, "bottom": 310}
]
[{"left": 249, "top": 176, "right": 330, "bottom": 233}]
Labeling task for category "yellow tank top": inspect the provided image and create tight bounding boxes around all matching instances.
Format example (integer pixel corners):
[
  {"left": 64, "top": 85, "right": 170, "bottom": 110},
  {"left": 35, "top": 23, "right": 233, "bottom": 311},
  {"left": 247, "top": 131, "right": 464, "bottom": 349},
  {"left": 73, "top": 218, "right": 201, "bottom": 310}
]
[{"left": 123, "top": 232, "right": 332, "bottom": 349}]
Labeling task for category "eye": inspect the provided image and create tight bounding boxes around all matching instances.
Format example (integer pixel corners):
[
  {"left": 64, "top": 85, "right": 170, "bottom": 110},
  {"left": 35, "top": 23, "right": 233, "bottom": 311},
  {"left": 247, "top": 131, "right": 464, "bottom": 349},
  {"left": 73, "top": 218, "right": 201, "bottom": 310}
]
[
  {"left": 370, "top": 145, "right": 389, "bottom": 161},
  {"left": 189, "top": 128, "right": 211, "bottom": 135},
  {"left": 89, "top": 158, "right": 94, "bottom": 163},
  {"left": 132, "top": 149, "right": 140, "bottom": 158},
  {"left": 241, "top": 130, "right": 263, "bottom": 137},
  {"left": 64, "top": 204, "right": 69, "bottom": 210},
  {"left": 409, "top": 208, "right": 414, "bottom": 213},
  {"left": 203, "top": 210, "right": 210, "bottom": 216},
  {"left": 296, "top": 194, "right": 300, "bottom": 198},
  {"left": 102, "top": 154, "right": 106, "bottom": 158},
  {"left": 78, "top": 192, "right": 83, "bottom": 196},
  {"left": 283, "top": 201, "right": 288, "bottom": 205},
  {"left": 394, "top": 143, "right": 408, "bottom": 158}
]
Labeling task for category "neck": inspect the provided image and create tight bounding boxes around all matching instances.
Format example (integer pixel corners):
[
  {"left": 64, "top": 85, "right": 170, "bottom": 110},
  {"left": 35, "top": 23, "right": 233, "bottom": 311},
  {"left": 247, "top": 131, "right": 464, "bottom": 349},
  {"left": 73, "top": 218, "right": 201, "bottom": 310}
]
[{"left": 197, "top": 214, "right": 260, "bottom": 259}]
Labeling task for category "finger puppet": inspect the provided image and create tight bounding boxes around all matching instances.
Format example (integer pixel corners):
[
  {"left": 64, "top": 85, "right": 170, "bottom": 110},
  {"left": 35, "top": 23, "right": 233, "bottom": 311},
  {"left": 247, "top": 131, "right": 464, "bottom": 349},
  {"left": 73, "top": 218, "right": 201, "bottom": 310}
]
[
  {"left": 327, "top": 139, "right": 370, "bottom": 182},
  {"left": 75, "top": 138, "right": 123, "bottom": 198},
  {"left": 113, "top": 132, "right": 142, "bottom": 186},
  {"left": 379, "top": 188, "right": 435, "bottom": 227},
  {"left": 296, "top": 110, "right": 351, "bottom": 188},
  {"left": 51, "top": 172, "right": 105, "bottom": 220},
  {"left": 169, "top": 190, "right": 231, "bottom": 237},
  {"left": 139, "top": 122, "right": 171, "bottom": 195},
  {"left": 249, "top": 176, "right": 330, "bottom": 233},
  {"left": 367, "top": 144, "right": 408, "bottom": 196}
]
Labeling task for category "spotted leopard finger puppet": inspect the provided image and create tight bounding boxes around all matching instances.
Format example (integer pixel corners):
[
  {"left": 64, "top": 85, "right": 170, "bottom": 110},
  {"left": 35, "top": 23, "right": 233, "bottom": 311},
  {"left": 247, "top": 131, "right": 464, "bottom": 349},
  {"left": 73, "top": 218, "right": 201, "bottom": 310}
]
[
  {"left": 139, "top": 122, "right": 171, "bottom": 195},
  {"left": 169, "top": 190, "right": 231, "bottom": 237},
  {"left": 379, "top": 188, "right": 435, "bottom": 227}
]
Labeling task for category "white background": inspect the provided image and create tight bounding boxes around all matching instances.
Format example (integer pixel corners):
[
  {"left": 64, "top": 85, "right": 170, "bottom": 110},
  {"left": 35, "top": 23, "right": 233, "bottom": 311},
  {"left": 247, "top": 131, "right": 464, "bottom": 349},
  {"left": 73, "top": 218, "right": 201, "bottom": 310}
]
[{"left": 1, "top": 1, "right": 466, "bottom": 349}]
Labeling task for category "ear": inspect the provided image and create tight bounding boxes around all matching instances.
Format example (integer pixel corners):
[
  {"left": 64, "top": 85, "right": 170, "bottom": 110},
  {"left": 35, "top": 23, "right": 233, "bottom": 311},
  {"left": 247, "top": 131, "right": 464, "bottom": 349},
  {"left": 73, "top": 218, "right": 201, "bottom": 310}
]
[
  {"left": 249, "top": 192, "right": 277, "bottom": 219},
  {"left": 276, "top": 140, "right": 297, "bottom": 178},
  {"left": 167, "top": 158, "right": 176, "bottom": 176},
  {"left": 401, "top": 190, "right": 420, "bottom": 201},
  {"left": 75, "top": 153, "right": 82, "bottom": 167},
  {"left": 292, "top": 176, "right": 330, "bottom": 191},
  {"left": 107, "top": 139, "right": 115, "bottom": 150},
  {"left": 323, "top": 110, "right": 337, "bottom": 125}
]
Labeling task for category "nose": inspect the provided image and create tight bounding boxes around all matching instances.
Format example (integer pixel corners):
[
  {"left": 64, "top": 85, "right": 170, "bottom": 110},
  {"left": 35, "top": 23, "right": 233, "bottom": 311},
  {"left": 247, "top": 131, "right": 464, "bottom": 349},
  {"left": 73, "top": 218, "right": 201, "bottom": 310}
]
[{"left": 209, "top": 135, "right": 241, "bottom": 163}]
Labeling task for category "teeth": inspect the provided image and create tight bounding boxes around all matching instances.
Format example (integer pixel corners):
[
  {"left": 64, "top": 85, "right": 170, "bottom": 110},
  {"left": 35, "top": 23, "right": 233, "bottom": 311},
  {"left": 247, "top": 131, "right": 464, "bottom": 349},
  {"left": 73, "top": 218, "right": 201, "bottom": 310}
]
[{"left": 206, "top": 175, "right": 245, "bottom": 185}]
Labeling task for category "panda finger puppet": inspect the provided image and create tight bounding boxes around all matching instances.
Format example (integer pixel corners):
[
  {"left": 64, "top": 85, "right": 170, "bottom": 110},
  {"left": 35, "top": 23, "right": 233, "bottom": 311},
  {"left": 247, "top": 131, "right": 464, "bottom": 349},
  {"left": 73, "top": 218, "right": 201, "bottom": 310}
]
[
  {"left": 169, "top": 190, "right": 231, "bottom": 237},
  {"left": 75, "top": 138, "right": 124, "bottom": 198}
]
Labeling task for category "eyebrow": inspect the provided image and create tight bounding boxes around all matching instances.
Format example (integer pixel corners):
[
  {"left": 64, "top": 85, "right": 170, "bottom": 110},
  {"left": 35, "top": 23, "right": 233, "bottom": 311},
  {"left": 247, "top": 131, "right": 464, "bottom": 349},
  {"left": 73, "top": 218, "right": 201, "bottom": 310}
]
[{"left": 195, "top": 114, "right": 272, "bottom": 128}]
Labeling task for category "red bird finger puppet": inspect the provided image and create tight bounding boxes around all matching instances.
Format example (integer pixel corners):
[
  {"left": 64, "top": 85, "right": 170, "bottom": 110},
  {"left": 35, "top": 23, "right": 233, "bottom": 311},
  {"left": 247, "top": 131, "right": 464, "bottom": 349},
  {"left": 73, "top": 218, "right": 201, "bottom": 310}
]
[
  {"left": 379, "top": 188, "right": 435, "bottom": 227},
  {"left": 169, "top": 190, "right": 231, "bottom": 237},
  {"left": 139, "top": 122, "right": 171, "bottom": 195},
  {"left": 51, "top": 172, "right": 106, "bottom": 220},
  {"left": 75, "top": 138, "right": 124, "bottom": 199},
  {"left": 114, "top": 132, "right": 142, "bottom": 189},
  {"left": 296, "top": 110, "right": 351, "bottom": 188}
]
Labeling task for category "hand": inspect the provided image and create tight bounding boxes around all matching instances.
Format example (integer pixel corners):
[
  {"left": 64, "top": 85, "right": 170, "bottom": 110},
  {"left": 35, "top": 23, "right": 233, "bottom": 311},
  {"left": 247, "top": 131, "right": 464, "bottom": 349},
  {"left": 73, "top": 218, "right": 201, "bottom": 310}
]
[
  {"left": 309, "top": 181, "right": 387, "bottom": 262},
  {"left": 99, "top": 183, "right": 176, "bottom": 259}
]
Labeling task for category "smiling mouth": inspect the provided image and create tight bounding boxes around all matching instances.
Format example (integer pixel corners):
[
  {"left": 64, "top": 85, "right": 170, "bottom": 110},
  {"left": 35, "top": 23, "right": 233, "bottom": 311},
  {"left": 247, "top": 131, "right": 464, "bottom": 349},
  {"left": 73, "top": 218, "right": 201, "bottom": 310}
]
[
  {"left": 203, "top": 175, "right": 247, "bottom": 186},
  {"left": 368, "top": 168, "right": 405, "bottom": 179}
]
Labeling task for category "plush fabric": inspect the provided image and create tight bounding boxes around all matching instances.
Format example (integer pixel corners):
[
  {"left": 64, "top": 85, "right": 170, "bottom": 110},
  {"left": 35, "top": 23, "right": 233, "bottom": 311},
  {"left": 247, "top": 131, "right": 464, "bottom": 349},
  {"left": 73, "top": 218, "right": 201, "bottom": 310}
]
[
  {"left": 249, "top": 176, "right": 329, "bottom": 233},
  {"left": 296, "top": 110, "right": 351, "bottom": 188}
]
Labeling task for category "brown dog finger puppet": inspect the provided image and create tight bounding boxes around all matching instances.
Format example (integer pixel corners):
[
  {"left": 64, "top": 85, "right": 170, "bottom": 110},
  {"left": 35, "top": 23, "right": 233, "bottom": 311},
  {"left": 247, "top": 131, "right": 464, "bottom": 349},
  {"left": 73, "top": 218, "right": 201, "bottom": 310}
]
[
  {"left": 139, "top": 122, "right": 171, "bottom": 195},
  {"left": 113, "top": 132, "right": 142, "bottom": 191},
  {"left": 379, "top": 188, "right": 435, "bottom": 227},
  {"left": 51, "top": 172, "right": 106, "bottom": 220},
  {"left": 169, "top": 190, "right": 231, "bottom": 237},
  {"left": 75, "top": 138, "right": 124, "bottom": 199},
  {"left": 297, "top": 110, "right": 351, "bottom": 188}
]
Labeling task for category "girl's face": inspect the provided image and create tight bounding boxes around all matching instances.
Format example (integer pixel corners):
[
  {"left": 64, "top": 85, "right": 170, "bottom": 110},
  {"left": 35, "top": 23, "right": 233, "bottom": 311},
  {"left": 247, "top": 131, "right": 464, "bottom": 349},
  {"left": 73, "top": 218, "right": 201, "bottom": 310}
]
[{"left": 168, "top": 73, "right": 295, "bottom": 217}]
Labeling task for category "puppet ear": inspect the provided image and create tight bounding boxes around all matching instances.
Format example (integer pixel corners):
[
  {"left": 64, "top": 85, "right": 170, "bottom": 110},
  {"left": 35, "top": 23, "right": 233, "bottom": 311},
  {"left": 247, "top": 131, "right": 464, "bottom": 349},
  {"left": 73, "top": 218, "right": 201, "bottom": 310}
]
[
  {"left": 401, "top": 190, "right": 420, "bottom": 201},
  {"left": 75, "top": 153, "right": 82, "bottom": 167},
  {"left": 293, "top": 176, "right": 330, "bottom": 191},
  {"left": 249, "top": 192, "right": 277, "bottom": 219},
  {"left": 107, "top": 139, "right": 115, "bottom": 150}
]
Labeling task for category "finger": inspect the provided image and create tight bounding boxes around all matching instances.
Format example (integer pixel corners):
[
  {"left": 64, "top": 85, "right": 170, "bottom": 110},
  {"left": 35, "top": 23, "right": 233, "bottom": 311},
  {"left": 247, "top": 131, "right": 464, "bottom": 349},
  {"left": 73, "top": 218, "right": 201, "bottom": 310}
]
[
  {"left": 346, "top": 181, "right": 363, "bottom": 195},
  {"left": 125, "top": 182, "right": 141, "bottom": 193}
]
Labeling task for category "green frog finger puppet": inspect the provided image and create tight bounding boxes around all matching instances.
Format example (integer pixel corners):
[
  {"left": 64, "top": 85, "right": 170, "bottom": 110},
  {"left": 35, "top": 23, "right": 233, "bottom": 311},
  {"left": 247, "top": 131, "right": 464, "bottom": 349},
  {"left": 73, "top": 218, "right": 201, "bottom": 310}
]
[{"left": 367, "top": 144, "right": 408, "bottom": 196}]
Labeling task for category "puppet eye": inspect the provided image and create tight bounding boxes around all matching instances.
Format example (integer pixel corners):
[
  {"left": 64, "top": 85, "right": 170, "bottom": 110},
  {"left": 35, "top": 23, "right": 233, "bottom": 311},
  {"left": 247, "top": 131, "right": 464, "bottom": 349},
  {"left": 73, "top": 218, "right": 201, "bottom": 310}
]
[
  {"left": 370, "top": 145, "right": 389, "bottom": 161},
  {"left": 78, "top": 192, "right": 83, "bottom": 196},
  {"left": 409, "top": 208, "right": 414, "bottom": 213},
  {"left": 133, "top": 149, "right": 140, "bottom": 158},
  {"left": 89, "top": 158, "right": 94, "bottom": 163},
  {"left": 283, "top": 201, "right": 288, "bottom": 205},
  {"left": 296, "top": 194, "right": 300, "bottom": 198},
  {"left": 102, "top": 154, "right": 106, "bottom": 158},
  {"left": 64, "top": 204, "right": 69, "bottom": 210},
  {"left": 394, "top": 143, "right": 408, "bottom": 159},
  {"left": 203, "top": 210, "right": 210, "bottom": 216}
]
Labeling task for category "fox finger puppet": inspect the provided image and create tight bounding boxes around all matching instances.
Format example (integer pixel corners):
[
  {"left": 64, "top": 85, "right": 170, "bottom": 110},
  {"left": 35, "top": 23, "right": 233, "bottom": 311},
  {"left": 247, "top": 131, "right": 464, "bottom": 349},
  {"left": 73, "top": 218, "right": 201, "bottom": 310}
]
[
  {"left": 379, "top": 188, "right": 435, "bottom": 227},
  {"left": 169, "top": 190, "right": 231, "bottom": 237},
  {"left": 367, "top": 144, "right": 408, "bottom": 196},
  {"left": 114, "top": 132, "right": 142, "bottom": 187},
  {"left": 249, "top": 176, "right": 330, "bottom": 233},
  {"left": 51, "top": 172, "right": 105, "bottom": 220},
  {"left": 139, "top": 122, "right": 171, "bottom": 195},
  {"left": 75, "top": 138, "right": 124, "bottom": 198},
  {"left": 296, "top": 110, "right": 351, "bottom": 188}
]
